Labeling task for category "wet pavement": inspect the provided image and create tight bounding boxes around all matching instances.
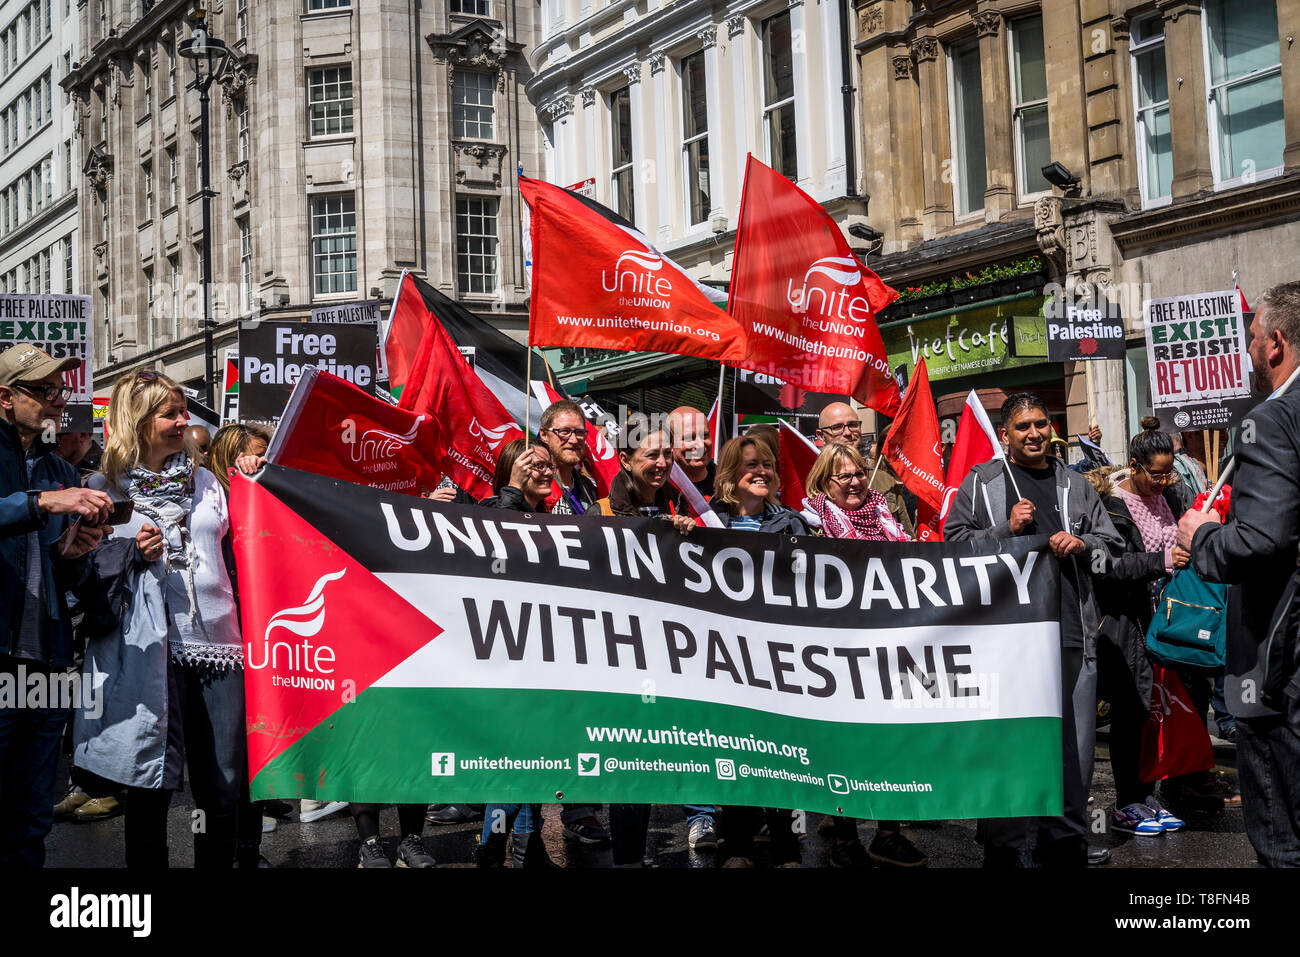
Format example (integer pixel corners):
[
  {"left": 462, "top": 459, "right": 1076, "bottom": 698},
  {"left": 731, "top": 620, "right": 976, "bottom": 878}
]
[{"left": 45, "top": 728, "right": 1258, "bottom": 868}]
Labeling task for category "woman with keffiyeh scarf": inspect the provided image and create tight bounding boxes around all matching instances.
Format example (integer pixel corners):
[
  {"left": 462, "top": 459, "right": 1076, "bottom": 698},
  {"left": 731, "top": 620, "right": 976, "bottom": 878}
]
[
  {"left": 74, "top": 370, "right": 246, "bottom": 868},
  {"left": 800, "top": 443, "right": 929, "bottom": 869}
]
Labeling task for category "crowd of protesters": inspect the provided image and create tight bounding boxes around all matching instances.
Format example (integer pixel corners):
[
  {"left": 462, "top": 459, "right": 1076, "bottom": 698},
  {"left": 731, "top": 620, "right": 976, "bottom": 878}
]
[{"left": 3, "top": 284, "right": 1300, "bottom": 869}]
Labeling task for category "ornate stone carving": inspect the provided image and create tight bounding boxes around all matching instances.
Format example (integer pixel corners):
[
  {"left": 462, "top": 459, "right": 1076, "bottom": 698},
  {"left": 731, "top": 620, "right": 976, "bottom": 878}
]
[
  {"left": 580, "top": 86, "right": 596, "bottom": 107},
  {"left": 1110, "top": 15, "right": 1130, "bottom": 42},
  {"left": 622, "top": 63, "right": 642, "bottom": 86},
  {"left": 860, "top": 5, "right": 883, "bottom": 33},
  {"left": 93, "top": 241, "right": 108, "bottom": 273},
  {"left": 452, "top": 142, "right": 507, "bottom": 187},
  {"left": 648, "top": 51, "right": 665, "bottom": 76},
  {"left": 83, "top": 148, "right": 114, "bottom": 190},
  {"left": 892, "top": 55, "right": 912, "bottom": 79},
  {"left": 1034, "top": 196, "right": 1066, "bottom": 272},
  {"left": 543, "top": 95, "right": 573, "bottom": 120},
  {"left": 909, "top": 37, "right": 939, "bottom": 63},
  {"left": 429, "top": 26, "right": 509, "bottom": 71},
  {"left": 228, "top": 159, "right": 249, "bottom": 206},
  {"left": 1067, "top": 220, "right": 1099, "bottom": 273},
  {"left": 973, "top": 10, "right": 1001, "bottom": 37},
  {"left": 218, "top": 53, "right": 258, "bottom": 107},
  {"left": 697, "top": 26, "right": 717, "bottom": 50},
  {"left": 725, "top": 15, "right": 745, "bottom": 38}
]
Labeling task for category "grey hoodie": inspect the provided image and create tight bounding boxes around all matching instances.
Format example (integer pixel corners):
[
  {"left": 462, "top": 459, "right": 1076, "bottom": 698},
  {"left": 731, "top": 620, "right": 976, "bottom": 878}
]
[{"left": 943, "top": 455, "right": 1124, "bottom": 649}]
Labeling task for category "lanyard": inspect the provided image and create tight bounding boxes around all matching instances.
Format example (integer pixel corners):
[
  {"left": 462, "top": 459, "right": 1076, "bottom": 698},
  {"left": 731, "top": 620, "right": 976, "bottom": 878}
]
[{"left": 560, "top": 484, "right": 587, "bottom": 515}]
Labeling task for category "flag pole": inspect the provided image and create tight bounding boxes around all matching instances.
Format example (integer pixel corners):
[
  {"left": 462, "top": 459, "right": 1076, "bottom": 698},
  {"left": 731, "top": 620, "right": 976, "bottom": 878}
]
[{"left": 525, "top": 346, "right": 534, "bottom": 437}]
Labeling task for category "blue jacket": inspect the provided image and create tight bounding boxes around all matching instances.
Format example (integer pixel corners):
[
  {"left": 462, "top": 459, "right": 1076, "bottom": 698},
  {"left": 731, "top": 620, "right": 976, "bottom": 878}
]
[{"left": 0, "top": 417, "right": 85, "bottom": 669}]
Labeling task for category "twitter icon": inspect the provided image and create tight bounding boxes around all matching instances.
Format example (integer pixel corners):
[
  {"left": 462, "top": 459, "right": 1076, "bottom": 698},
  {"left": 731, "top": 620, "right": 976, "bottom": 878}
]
[{"left": 578, "top": 753, "right": 601, "bottom": 776}]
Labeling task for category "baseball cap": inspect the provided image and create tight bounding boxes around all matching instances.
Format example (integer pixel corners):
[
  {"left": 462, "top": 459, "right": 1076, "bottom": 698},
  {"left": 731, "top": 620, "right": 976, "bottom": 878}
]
[{"left": 0, "top": 343, "right": 80, "bottom": 389}]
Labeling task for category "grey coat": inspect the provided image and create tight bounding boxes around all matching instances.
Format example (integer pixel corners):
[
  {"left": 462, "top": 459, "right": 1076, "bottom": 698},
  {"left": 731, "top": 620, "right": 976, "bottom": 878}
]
[{"left": 943, "top": 456, "right": 1124, "bottom": 649}]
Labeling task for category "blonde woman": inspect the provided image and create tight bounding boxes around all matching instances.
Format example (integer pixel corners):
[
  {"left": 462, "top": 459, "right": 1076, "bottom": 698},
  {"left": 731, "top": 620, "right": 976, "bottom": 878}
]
[{"left": 74, "top": 370, "right": 245, "bottom": 869}]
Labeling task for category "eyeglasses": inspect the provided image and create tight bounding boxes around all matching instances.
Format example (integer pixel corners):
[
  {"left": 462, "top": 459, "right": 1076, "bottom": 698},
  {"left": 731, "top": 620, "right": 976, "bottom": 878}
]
[
  {"left": 131, "top": 370, "right": 162, "bottom": 393},
  {"left": 818, "top": 422, "right": 861, "bottom": 436},
  {"left": 1138, "top": 464, "right": 1176, "bottom": 484},
  {"left": 13, "top": 381, "right": 73, "bottom": 402},
  {"left": 831, "top": 470, "right": 868, "bottom": 485},
  {"left": 527, "top": 461, "right": 556, "bottom": 475},
  {"left": 543, "top": 427, "right": 585, "bottom": 442}
]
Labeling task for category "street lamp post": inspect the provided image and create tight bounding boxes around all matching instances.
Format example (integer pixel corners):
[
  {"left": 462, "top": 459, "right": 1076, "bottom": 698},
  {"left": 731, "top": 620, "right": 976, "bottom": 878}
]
[{"left": 179, "top": 15, "right": 231, "bottom": 411}]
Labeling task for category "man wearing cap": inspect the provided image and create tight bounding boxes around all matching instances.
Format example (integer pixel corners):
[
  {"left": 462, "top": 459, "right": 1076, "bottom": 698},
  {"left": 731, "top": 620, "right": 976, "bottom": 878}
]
[{"left": 0, "top": 343, "right": 112, "bottom": 867}]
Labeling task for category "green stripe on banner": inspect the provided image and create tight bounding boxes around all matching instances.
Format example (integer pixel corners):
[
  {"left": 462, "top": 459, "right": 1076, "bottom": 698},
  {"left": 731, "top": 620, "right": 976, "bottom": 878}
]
[{"left": 252, "top": 688, "right": 1063, "bottom": 820}]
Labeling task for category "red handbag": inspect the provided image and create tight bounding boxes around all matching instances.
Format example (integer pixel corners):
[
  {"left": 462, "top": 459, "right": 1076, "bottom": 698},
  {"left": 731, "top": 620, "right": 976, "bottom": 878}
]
[{"left": 1138, "top": 666, "right": 1216, "bottom": 782}]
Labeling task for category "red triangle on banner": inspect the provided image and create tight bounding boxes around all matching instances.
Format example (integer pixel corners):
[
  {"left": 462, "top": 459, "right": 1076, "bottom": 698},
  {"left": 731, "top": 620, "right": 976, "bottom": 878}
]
[{"left": 231, "top": 472, "right": 443, "bottom": 780}]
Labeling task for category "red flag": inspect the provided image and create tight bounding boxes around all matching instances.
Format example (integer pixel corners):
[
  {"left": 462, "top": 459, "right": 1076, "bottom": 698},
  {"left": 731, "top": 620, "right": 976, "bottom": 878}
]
[
  {"left": 776, "top": 420, "right": 819, "bottom": 511},
  {"left": 882, "top": 359, "right": 944, "bottom": 512},
  {"left": 398, "top": 295, "right": 523, "bottom": 500},
  {"left": 938, "top": 390, "right": 1000, "bottom": 531},
  {"left": 383, "top": 269, "right": 430, "bottom": 397},
  {"left": 267, "top": 369, "right": 444, "bottom": 497},
  {"left": 1237, "top": 283, "right": 1251, "bottom": 315},
  {"left": 1139, "top": 667, "right": 1216, "bottom": 782},
  {"left": 915, "top": 501, "right": 944, "bottom": 542},
  {"left": 529, "top": 379, "right": 620, "bottom": 501},
  {"left": 729, "top": 155, "right": 901, "bottom": 416},
  {"left": 519, "top": 176, "right": 748, "bottom": 363}
]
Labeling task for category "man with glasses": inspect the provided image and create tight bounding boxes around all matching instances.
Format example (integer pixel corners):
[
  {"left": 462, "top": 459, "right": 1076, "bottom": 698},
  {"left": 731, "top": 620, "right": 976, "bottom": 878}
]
[
  {"left": 539, "top": 399, "right": 598, "bottom": 518},
  {"left": 0, "top": 344, "right": 113, "bottom": 867}
]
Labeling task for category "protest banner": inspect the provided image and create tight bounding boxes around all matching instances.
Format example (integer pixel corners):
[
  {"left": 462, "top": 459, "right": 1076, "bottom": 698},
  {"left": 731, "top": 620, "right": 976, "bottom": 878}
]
[
  {"left": 238, "top": 320, "right": 377, "bottom": 421},
  {"left": 0, "top": 293, "right": 93, "bottom": 430},
  {"left": 1143, "top": 289, "right": 1253, "bottom": 430},
  {"left": 220, "top": 348, "right": 239, "bottom": 424},
  {"left": 1043, "top": 292, "right": 1125, "bottom": 362},
  {"left": 234, "top": 464, "right": 1065, "bottom": 820},
  {"left": 311, "top": 299, "right": 386, "bottom": 379},
  {"left": 731, "top": 367, "right": 844, "bottom": 434}
]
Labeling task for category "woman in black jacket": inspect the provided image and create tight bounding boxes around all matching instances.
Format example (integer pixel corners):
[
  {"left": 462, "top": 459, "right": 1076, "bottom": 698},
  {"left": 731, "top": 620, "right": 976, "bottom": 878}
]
[{"left": 1090, "top": 419, "right": 1195, "bottom": 836}]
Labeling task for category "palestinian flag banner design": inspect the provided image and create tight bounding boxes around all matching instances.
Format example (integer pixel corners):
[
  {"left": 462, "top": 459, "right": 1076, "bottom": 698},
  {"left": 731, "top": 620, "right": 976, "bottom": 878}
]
[{"left": 235, "top": 464, "right": 1064, "bottom": 820}]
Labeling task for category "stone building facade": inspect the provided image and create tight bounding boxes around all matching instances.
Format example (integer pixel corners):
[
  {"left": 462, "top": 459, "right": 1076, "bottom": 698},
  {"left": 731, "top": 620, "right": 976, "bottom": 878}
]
[
  {"left": 64, "top": 0, "right": 542, "bottom": 399},
  {"left": 855, "top": 0, "right": 1300, "bottom": 464},
  {"left": 0, "top": 0, "right": 79, "bottom": 300}
]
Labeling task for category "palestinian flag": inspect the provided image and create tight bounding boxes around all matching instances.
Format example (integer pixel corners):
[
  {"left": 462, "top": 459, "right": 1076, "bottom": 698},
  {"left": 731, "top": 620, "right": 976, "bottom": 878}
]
[
  {"left": 234, "top": 463, "right": 1065, "bottom": 819},
  {"left": 384, "top": 270, "right": 558, "bottom": 427}
]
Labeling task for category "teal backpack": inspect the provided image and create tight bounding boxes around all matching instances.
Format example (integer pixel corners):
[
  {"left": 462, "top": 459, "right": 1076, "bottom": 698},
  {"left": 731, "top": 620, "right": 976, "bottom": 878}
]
[{"left": 1144, "top": 567, "right": 1228, "bottom": 671}]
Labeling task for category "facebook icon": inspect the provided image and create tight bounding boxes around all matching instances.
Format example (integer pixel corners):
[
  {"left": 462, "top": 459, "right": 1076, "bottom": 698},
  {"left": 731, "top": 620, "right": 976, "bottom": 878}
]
[{"left": 430, "top": 752, "right": 455, "bottom": 776}]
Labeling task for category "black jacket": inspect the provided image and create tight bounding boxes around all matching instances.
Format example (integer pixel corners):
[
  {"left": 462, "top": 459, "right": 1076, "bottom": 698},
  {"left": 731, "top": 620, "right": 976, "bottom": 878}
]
[
  {"left": 1093, "top": 475, "right": 1192, "bottom": 706},
  {"left": 479, "top": 485, "right": 548, "bottom": 513},
  {"left": 1192, "top": 387, "right": 1300, "bottom": 719}
]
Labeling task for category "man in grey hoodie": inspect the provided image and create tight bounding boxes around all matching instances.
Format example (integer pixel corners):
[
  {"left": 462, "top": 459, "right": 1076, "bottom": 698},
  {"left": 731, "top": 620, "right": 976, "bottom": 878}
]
[{"left": 945, "top": 392, "right": 1123, "bottom": 867}]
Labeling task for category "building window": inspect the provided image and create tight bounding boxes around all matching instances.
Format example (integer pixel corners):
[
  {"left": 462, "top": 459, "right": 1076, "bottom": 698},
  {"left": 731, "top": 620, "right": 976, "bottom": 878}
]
[
  {"left": 1010, "top": 14, "right": 1051, "bottom": 198},
  {"left": 144, "top": 266, "right": 154, "bottom": 331},
  {"left": 1203, "top": 0, "right": 1284, "bottom": 184},
  {"left": 307, "top": 65, "right": 353, "bottom": 136},
  {"left": 143, "top": 161, "right": 153, "bottom": 219},
  {"left": 451, "top": 0, "right": 490, "bottom": 13},
  {"left": 168, "top": 254, "right": 180, "bottom": 337},
  {"left": 310, "top": 194, "right": 357, "bottom": 295},
  {"left": 610, "top": 87, "right": 634, "bottom": 222},
  {"left": 948, "top": 37, "right": 987, "bottom": 217},
  {"left": 98, "top": 187, "right": 107, "bottom": 239},
  {"left": 455, "top": 196, "right": 498, "bottom": 295},
  {"left": 762, "top": 11, "right": 797, "bottom": 181},
  {"left": 166, "top": 147, "right": 177, "bottom": 206},
  {"left": 236, "top": 98, "right": 249, "bottom": 161},
  {"left": 239, "top": 217, "right": 251, "bottom": 312},
  {"left": 62, "top": 138, "right": 70, "bottom": 193},
  {"left": 1131, "top": 14, "right": 1172, "bottom": 206},
  {"left": 681, "top": 52, "right": 710, "bottom": 226},
  {"left": 452, "top": 71, "right": 494, "bottom": 139},
  {"left": 140, "top": 54, "right": 152, "bottom": 115},
  {"left": 165, "top": 38, "right": 176, "bottom": 100},
  {"left": 307, "top": 0, "right": 351, "bottom": 9},
  {"left": 236, "top": 0, "right": 247, "bottom": 39},
  {"left": 63, "top": 237, "right": 71, "bottom": 292}
]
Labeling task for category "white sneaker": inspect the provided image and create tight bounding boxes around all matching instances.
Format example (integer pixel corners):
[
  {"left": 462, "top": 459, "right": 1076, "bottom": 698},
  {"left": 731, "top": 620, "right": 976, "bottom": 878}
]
[
  {"left": 300, "top": 799, "right": 349, "bottom": 823},
  {"left": 262, "top": 815, "right": 278, "bottom": 833}
]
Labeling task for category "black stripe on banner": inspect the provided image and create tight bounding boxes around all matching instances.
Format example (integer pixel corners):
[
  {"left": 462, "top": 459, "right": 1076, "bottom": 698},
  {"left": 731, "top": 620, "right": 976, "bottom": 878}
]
[{"left": 253, "top": 464, "right": 1060, "bottom": 631}]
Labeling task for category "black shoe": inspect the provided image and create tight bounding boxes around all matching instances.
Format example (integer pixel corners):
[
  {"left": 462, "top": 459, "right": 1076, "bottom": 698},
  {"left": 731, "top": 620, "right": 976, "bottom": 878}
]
[
  {"left": 396, "top": 834, "right": 437, "bottom": 868},
  {"left": 1087, "top": 844, "right": 1111, "bottom": 866},
  {"left": 476, "top": 833, "right": 507, "bottom": 869},
  {"left": 261, "top": 799, "right": 294, "bottom": 819},
  {"left": 829, "top": 838, "right": 871, "bottom": 869},
  {"left": 358, "top": 836, "right": 392, "bottom": 868},
  {"left": 982, "top": 845, "right": 1029, "bottom": 869},
  {"left": 426, "top": 804, "right": 484, "bottom": 825},
  {"left": 868, "top": 830, "right": 928, "bottom": 867},
  {"left": 511, "top": 832, "right": 561, "bottom": 869}
]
